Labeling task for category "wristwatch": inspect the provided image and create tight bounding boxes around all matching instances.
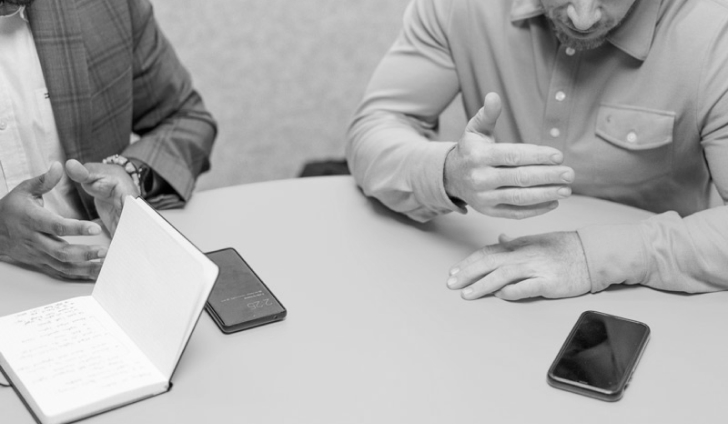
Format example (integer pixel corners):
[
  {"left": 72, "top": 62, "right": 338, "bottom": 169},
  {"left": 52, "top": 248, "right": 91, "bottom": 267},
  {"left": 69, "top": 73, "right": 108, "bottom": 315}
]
[{"left": 102, "top": 154, "right": 152, "bottom": 198}]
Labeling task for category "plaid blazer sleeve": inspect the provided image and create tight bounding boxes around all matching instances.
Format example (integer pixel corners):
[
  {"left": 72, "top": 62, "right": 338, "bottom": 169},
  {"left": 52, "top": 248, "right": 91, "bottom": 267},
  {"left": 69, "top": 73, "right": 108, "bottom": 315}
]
[{"left": 120, "top": 0, "right": 217, "bottom": 201}]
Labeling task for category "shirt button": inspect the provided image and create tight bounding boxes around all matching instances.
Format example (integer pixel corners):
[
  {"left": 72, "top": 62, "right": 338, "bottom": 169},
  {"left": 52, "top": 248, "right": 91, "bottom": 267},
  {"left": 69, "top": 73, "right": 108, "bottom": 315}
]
[
  {"left": 565, "top": 47, "right": 576, "bottom": 56},
  {"left": 550, "top": 128, "right": 561, "bottom": 138},
  {"left": 626, "top": 131, "right": 638, "bottom": 143},
  {"left": 0, "top": 122, "right": 6, "bottom": 131},
  {"left": 555, "top": 91, "right": 566, "bottom": 101}
]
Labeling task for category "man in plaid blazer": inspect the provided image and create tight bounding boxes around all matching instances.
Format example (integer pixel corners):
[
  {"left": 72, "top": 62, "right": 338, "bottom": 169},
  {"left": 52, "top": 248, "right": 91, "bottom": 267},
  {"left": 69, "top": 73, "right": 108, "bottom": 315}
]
[{"left": 0, "top": 0, "right": 216, "bottom": 280}]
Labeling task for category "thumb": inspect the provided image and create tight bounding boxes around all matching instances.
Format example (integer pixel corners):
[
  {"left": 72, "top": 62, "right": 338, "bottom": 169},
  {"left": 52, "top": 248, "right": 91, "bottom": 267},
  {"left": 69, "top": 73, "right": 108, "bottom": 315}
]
[
  {"left": 65, "top": 159, "right": 92, "bottom": 185},
  {"left": 463, "top": 92, "right": 502, "bottom": 141},
  {"left": 23, "top": 162, "right": 64, "bottom": 196}
]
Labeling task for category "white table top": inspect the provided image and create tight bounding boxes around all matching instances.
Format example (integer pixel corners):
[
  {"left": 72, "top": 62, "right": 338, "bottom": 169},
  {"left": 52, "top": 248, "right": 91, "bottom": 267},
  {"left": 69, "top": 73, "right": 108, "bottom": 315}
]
[{"left": 2, "top": 176, "right": 726, "bottom": 423}]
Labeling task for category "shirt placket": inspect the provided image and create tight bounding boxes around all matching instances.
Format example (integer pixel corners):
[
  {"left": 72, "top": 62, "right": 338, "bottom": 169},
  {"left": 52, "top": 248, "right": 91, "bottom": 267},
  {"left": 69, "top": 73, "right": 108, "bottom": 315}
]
[
  {"left": 0, "top": 74, "right": 29, "bottom": 197},
  {"left": 542, "top": 45, "right": 580, "bottom": 151}
]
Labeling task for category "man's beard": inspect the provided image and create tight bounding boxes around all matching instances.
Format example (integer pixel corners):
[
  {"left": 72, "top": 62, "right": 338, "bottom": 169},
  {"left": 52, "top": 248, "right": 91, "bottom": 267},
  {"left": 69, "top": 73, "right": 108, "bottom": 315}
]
[
  {"left": 544, "top": 4, "right": 635, "bottom": 51},
  {"left": 548, "top": 19, "right": 610, "bottom": 50}
]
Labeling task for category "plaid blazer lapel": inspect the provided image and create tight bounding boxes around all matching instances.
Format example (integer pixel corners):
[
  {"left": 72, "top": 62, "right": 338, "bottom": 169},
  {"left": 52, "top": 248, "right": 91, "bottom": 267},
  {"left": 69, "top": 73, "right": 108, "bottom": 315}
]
[{"left": 27, "top": 0, "right": 92, "bottom": 164}]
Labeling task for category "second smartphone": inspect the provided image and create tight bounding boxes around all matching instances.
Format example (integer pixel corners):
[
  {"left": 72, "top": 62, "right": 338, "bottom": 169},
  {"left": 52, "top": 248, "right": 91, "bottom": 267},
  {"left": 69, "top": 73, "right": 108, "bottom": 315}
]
[{"left": 205, "top": 248, "right": 287, "bottom": 334}]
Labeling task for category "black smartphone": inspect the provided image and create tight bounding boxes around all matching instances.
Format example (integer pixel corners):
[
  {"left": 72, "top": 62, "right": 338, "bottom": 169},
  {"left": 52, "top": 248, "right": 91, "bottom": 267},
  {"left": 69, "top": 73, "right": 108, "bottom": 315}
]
[
  {"left": 205, "top": 248, "right": 287, "bottom": 334},
  {"left": 547, "top": 310, "right": 650, "bottom": 402}
]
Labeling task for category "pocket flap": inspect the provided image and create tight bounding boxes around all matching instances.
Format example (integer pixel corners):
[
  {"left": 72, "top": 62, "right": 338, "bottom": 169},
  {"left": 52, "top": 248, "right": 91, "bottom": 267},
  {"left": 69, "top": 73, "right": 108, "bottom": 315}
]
[{"left": 596, "top": 104, "right": 675, "bottom": 150}]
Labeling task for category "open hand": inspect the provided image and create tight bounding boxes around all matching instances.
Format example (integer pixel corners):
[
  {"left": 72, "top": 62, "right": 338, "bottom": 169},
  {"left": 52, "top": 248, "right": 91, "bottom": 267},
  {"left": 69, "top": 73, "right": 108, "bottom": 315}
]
[
  {"left": 0, "top": 162, "right": 107, "bottom": 280},
  {"left": 65, "top": 159, "right": 139, "bottom": 236},
  {"left": 446, "top": 232, "right": 591, "bottom": 300},
  {"left": 444, "top": 93, "right": 575, "bottom": 219}
]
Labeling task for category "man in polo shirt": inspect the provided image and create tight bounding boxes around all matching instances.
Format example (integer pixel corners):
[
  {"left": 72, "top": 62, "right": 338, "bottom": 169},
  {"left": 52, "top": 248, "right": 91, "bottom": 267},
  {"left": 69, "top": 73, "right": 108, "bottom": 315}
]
[
  {"left": 0, "top": 0, "right": 216, "bottom": 280},
  {"left": 347, "top": 0, "right": 728, "bottom": 299}
]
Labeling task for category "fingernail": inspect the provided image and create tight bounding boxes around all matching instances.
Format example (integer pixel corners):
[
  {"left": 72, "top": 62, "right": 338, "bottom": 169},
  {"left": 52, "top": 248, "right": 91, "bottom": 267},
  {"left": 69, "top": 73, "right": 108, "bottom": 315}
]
[
  {"left": 548, "top": 201, "right": 559, "bottom": 209},
  {"left": 97, "top": 248, "right": 108, "bottom": 259},
  {"left": 88, "top": 225, "right": 101, "bottom": 235},
  {"left": 558, "top": 187, "right": 571, "bottom": 197},
  {"left": 449, "top": 268, "right": 460, "bottom": 276},
  {"left": 551, "top": 153, "right": 563, "bottom": 163},
  {"left": 561, "top": 171, "right": 574, "bottom": 183},
  {"left": 447, "top": 276, "right": 458, "bottom": 288},
  {"left": 462, "top": 288, "right": 473, "bottom": 296}
]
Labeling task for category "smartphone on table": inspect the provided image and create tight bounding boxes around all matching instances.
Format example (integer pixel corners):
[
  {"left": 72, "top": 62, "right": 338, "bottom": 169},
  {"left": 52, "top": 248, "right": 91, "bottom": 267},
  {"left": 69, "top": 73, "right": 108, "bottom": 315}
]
[
  {"left": 205, "top": 248, "right": 287, "bottom": 334},
  {"left": 547, "top": 310, "right": 650, "bottom": 401}
]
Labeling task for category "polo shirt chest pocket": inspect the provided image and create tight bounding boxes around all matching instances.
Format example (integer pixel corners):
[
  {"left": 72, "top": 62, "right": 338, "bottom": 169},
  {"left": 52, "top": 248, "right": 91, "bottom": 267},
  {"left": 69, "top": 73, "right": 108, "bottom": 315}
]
[{"left": 592, "top": 104, "right": 675, "bottom": 184}]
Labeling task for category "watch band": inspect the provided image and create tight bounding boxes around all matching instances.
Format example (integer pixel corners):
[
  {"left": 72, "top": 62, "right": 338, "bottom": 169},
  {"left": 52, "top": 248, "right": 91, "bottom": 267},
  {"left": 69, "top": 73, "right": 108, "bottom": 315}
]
[{"left": 102, "top": 154, "right": 150, "bottom": 197}]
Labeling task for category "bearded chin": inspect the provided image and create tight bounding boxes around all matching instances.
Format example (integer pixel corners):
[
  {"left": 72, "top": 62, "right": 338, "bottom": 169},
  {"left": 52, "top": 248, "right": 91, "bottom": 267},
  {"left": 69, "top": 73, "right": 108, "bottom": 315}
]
[{"left": 552, "top": 27, "right": 609, "bottom": 51}]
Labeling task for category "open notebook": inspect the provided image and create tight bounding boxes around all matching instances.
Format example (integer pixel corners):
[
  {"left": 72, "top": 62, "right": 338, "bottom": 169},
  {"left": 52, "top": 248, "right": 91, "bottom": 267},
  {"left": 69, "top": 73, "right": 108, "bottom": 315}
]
[{"left": 0, "top": 196, "right": 219, "bottom": 424}]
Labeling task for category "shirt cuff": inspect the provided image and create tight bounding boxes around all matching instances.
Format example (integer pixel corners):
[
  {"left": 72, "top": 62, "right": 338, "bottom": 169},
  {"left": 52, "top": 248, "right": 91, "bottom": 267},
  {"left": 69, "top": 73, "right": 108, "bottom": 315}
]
[
  {"left": 409, "top": 141, "right": 467, "bottom": 219},
  {"left": 577, "top": 222, "right": 649, "bottom": 293}
]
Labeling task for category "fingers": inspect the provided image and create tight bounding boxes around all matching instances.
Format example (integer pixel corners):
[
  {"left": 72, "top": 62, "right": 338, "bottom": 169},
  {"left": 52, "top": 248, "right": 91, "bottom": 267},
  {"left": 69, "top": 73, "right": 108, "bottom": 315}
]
[
  {"left": 448, "top": 251, "right": 537, "bottom": 300},
  {"left": 494, "top": 279, "right": 545, "bottom": 301},
  {"left": 19, "top": 162, "right": 64, "bottom": 196},
  {"left": 447, "top": 243, "right": 510, "bottom": 281},
  {"left": 35, "top": 236, "right": 106, "bottom": 280},
  {"left": 13, "top": 236, "right": 105, "bottom": 281},
  {"left": 484, "top": 184, "right": 571, "bottom": 207},
  {"left": 462, "top": 264, "right": 533, "bottom": 299},
  {"left": 463, "top": 92, "right": 502, "bottom": 141},
  {"left": 38, "top": 236, "right": 108, "bottom": 263},
  {"left": 483, "top": 143, "right": 564, "bottom": 167},
  {"left": 464, "top": 162, "right": 573, "bottom": 217},
  {"left": 485, "top": 165, "right": 574, "bottom": 188},
  {"left": 30, "top": 206, "right": 103, "bottom": 237},
  {"left": 446, "top": 239, "right": 534, "bottom": 300},
  {"left": 447, "top": 245, "right": 510, "bottom": 291},
  {"left": 66, "top": 160, "right": 138, "bottom": 202}
]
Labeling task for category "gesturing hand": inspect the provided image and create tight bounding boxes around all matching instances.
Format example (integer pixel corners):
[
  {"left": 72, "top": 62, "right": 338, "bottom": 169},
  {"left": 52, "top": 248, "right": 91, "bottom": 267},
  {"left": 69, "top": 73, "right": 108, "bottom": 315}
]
[
  {"left": 444, "top": 93, "right": 575, "bottom": 219},
  {"left": 0, "top": 162, "right": 106, "bottom": 280},
  {"left": 65, "top": 159, "right": 139, "bottom": 236},
  {"left": 446, "top": 232, "right": 591, "bottom": 301}
]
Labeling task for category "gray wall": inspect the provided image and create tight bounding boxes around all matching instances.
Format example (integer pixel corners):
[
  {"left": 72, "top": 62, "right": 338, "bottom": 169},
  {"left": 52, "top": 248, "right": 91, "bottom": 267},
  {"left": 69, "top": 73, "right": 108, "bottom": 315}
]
[{"left": 152, "top": 0, "right": 466, "bottom": 192}]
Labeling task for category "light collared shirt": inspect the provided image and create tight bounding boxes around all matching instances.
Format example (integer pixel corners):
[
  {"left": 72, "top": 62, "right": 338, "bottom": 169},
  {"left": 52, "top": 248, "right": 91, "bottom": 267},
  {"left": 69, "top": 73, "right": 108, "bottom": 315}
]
[
  {"left": 0, "top": 6, "right": 84, "bottom": 219},
  {"left": 347, "top": 0, "right": 728, "bottom": 294}
]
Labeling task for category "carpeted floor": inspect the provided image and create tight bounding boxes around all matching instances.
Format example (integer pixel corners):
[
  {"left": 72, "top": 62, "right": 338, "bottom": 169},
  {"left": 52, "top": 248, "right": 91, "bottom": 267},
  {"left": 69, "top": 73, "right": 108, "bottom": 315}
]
[{"left": 152, "top": 0, "right": 466, "bottom": 192}]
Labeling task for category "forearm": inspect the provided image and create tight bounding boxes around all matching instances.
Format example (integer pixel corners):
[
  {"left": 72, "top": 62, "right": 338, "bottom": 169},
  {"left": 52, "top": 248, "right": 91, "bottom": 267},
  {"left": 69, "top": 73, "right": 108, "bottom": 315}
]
[
  {"left": 578, "top": 205, "right": 728, "bottom": 293},
  {"left": 347, "top": 110, "right": 462, "bottom": 222},
  {"left": 346, "top": 0, "right": 463, "bottom": 222},
  {"left": 124, "top": 90, "right": 215, "bottom": 201},
  {"left": 125, "top": 0, "right": 216, "bottom": 202}
]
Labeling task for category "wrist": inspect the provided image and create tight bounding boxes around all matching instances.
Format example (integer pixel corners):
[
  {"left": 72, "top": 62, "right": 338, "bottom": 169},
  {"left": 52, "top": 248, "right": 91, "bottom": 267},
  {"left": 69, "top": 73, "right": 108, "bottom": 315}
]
[
  {"left": 101, "top": 155, "right": 151, "bottom": 198},
  {"left": 127, "top": 159, "right": 154, "bottom": 197},
  {"left": 443, "top": 148, "right": 464, "bottom": 203}
]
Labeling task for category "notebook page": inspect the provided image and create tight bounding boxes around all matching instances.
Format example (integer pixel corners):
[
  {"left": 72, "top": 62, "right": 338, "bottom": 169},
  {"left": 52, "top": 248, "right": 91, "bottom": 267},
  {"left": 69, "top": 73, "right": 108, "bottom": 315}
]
[
  {"left": 0, "top": 296, "right": 167, "bottom": 424},
  {"left": 92, "top": 197, "right": 218, "bottom": 379}
]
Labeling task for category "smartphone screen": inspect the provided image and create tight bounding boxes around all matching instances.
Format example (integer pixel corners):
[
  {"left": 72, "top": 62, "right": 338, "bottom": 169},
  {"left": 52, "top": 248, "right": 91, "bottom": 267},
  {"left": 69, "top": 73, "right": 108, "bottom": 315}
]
[
  {"left": 205, "top": 248, "right": 286, "bottom": 333},
  {"left": 547, "top": 311, "right": 650, "bottom": 401}
]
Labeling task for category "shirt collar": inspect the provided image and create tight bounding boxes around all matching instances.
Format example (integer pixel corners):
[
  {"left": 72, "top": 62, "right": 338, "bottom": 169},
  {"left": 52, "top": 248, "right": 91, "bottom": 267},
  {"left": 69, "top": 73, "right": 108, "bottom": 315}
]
[
  {"left": 0, "top": 5, "right": 28, "bottom": 22},
  {"left": 510, "top": 0, "right": 661, "bottom": 61}
]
